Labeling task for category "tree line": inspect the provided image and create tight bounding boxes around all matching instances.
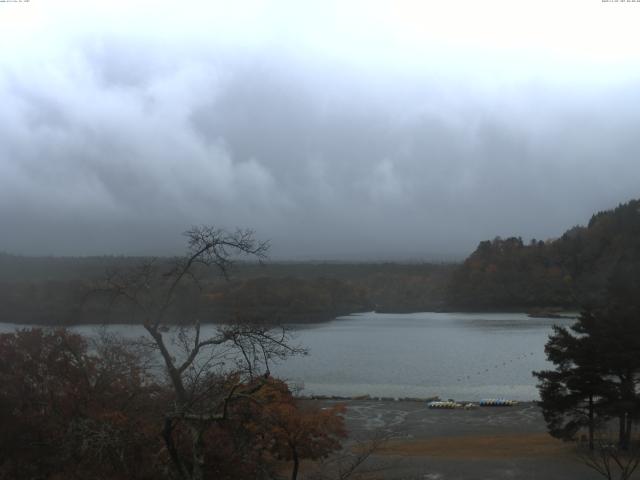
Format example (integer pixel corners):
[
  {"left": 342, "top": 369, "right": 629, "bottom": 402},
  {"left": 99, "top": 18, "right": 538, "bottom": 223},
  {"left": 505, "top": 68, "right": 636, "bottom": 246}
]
[
  {"left": 0, "top": 255, "right": 454, "bottom": 325},
  {"left": 449, "top": 198, "right": 640, "bottom": 310},
  {"left": 2, "top": 199, "right": 640, "bottom": 326}
]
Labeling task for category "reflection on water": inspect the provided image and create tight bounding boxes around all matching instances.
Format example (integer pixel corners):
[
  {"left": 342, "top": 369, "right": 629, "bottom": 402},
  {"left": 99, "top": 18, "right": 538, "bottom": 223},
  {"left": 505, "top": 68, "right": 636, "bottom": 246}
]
[{"left": 0, "top": 312, "right": 575, "bottom": 400}]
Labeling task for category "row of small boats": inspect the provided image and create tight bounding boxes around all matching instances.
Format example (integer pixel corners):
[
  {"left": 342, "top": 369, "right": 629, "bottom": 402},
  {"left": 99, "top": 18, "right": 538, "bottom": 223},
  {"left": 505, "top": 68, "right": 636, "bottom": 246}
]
[{"left": 428, "top": 398, "right": 519, "bottom": 409}]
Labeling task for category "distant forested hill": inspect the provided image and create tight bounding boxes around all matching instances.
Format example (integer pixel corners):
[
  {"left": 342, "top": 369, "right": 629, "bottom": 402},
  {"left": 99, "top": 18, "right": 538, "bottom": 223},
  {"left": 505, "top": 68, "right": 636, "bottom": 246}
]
[
  {"left": 448, "top": 199, "right": 640, "bottom": 309},
  {"left": 0, "top": 255, "right": 453, "bottom": 325},
  {"left": 3, "top": 199, "right": 638, "bottom": 324}
]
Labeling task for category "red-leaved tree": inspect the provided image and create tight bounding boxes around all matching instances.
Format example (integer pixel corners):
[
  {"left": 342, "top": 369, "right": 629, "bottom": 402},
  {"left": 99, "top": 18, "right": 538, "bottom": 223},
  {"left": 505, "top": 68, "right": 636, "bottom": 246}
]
[{"left": 0, "top": 328, "right": 162, "bottom": 480}]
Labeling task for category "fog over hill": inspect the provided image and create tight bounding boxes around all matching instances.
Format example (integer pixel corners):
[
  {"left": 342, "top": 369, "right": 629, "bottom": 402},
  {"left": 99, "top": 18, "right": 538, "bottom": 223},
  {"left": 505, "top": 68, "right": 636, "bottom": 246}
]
[{"left": 2, "top": 1, "right": 640, "bottom": 258}]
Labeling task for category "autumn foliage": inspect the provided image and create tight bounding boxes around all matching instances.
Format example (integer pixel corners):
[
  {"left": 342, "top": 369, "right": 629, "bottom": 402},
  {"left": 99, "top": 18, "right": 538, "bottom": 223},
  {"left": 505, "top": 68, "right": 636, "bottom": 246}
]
[
  {"left": 0, "top": 329, "right": 162, "bottom": 479},
  {"left": 0, "top": 329, "right": 347, "bottom": 480},
  {"left": 242, "top": 379, "right": 347, "bottom": 479},
  {"left": 448, "top": 199, "right": 640, "bottom": 309}
]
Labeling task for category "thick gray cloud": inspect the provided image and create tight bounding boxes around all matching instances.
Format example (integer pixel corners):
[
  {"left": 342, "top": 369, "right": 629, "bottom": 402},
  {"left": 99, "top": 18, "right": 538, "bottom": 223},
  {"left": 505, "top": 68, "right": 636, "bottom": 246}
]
[{"left": 1, "top": 2, "right": 640, "bottom": 258}]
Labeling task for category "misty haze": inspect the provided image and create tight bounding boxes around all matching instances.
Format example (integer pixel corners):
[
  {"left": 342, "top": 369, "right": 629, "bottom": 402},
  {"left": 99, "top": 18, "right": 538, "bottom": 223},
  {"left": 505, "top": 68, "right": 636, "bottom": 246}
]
[{"left": 1, "top": 2, "right": 640, "bottom": 480}]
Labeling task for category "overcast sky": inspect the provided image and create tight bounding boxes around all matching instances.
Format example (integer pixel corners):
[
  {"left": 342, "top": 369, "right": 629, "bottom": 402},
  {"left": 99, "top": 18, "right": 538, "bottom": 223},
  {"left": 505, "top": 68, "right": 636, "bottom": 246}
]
[{"left": 1, "top": 1, "right": 640, "bottom": 259}]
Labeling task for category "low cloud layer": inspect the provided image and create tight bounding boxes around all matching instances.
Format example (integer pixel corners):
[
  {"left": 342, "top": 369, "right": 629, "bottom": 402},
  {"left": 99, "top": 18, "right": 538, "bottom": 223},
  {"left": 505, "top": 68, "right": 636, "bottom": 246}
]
[{"left": 2, "top": 2, "right": 640, "bottom": 259}]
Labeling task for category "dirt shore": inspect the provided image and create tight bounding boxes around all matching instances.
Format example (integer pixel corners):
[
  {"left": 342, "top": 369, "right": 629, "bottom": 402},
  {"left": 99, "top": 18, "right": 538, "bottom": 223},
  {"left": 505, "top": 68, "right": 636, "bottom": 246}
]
[{"left": 313, "top": 399, "right": 604, "bottom": 480}]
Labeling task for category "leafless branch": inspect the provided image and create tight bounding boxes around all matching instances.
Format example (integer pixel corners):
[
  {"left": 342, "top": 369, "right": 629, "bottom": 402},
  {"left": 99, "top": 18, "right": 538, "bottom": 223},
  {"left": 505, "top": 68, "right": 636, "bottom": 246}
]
[
  {"left": 89, "top": 226, "right": 306, "bottom": 480},
  {"left": 578, "top": 441, "right": 640, "bottom": 480}
]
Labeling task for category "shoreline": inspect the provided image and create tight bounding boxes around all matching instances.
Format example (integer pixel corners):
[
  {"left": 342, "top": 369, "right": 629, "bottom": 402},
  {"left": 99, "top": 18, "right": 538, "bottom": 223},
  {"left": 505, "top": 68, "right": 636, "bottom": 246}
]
[
  {"left": 301, "top": 394, "right": 537, "bottom": 404},
  {"left": 0, "top": 307, "right": 580, "bottom": 328}
]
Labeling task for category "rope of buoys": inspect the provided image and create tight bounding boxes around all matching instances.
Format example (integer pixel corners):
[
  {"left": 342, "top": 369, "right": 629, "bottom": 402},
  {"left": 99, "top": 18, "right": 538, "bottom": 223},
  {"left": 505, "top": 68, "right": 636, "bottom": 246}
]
[{"left": 455, "top": 351, "right": 539, "bottom": 383}]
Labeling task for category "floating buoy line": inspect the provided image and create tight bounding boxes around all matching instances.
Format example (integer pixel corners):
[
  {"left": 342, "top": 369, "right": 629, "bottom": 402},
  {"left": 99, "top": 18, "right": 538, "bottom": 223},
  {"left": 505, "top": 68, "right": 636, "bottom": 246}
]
[{"left": 454, "top": 351, "right": 537, "bottom": 383}]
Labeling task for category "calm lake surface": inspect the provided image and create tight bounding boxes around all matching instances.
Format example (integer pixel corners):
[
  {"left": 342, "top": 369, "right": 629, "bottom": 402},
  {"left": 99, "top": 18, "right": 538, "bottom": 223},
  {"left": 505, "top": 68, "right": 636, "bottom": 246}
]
[{"left": 0, "top": 312, "right": 575, "bottom": 401}]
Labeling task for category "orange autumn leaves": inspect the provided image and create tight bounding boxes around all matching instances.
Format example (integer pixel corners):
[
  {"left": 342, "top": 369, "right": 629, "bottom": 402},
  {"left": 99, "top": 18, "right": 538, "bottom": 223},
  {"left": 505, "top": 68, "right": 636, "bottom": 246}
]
[{"left": 0, "top": 329, "right": 347, "bottom": 480}]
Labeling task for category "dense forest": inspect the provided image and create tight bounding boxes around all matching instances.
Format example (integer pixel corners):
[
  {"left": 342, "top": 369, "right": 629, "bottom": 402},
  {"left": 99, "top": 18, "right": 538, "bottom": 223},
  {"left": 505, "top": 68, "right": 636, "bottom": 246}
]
[
  {"left": 1, "top": 199, "right": 639, "bottom": 324},
  {"left": 448, "top": 199, "right": 640, "bottom": 310},
  {"left": 0, "top": 255, "right": 453, "bottom": 325}
]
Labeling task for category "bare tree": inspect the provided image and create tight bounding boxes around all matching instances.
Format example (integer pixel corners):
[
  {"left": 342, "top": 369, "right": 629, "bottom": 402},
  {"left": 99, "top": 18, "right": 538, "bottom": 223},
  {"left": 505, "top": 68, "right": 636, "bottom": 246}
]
[
  {"left": 578, "top": 441, "right": 640, "bottom": 480},
  {"left": 96, "top": 226, "right": 304, "bottom": 480}
]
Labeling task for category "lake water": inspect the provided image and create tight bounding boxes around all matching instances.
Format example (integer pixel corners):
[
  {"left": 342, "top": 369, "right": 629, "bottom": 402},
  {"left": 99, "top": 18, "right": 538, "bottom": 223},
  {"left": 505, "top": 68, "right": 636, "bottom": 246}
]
[{"left": 0, "top": 311, "right": 575, "bottom": 401}]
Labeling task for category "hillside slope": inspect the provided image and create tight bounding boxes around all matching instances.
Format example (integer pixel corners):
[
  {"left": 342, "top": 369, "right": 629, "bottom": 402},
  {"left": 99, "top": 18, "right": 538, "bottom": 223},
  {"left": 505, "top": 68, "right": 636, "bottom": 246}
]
[{"left": 448, "top": 199, "right": 640, "bottom": 309}]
